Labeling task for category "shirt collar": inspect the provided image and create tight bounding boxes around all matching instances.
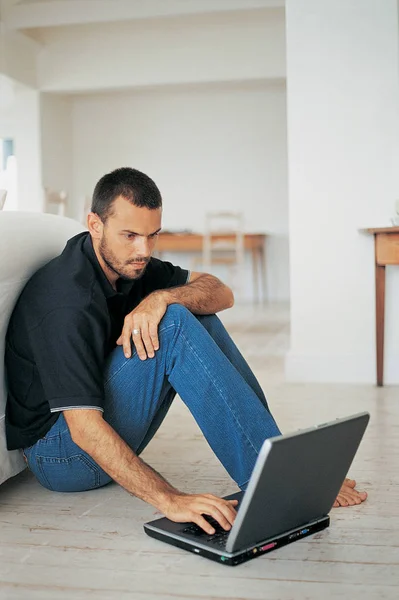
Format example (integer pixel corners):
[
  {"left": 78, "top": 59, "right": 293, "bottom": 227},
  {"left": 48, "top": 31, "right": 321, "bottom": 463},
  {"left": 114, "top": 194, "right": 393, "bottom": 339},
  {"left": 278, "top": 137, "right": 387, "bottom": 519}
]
[{"left": 82, "top": 234, "right": 135, "bottom": 299}]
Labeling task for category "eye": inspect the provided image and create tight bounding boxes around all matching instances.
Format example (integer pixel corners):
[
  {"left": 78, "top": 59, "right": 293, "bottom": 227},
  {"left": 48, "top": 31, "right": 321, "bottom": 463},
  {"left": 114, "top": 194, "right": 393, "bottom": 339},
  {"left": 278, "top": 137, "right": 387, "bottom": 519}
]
[
  {"left": 150, "top": 232, "right": 160, "bottom": 239},
  {"left": 124, "top": 233, "right": 136, "bottom": 240}
]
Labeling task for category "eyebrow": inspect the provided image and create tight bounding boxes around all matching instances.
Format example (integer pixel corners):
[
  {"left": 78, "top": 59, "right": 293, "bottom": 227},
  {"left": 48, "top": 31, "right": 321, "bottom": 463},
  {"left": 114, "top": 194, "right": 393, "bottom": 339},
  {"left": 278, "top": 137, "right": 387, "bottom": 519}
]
[{"left": 121, "top": 228, "right": 162, "bottom": 236}]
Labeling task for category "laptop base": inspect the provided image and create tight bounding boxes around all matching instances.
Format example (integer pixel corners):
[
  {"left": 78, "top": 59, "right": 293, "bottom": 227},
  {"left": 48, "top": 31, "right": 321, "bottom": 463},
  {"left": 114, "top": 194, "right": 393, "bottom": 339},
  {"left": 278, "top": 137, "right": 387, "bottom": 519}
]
[{"left": 144, "top": 515, "right": 330, "bottom": 566}]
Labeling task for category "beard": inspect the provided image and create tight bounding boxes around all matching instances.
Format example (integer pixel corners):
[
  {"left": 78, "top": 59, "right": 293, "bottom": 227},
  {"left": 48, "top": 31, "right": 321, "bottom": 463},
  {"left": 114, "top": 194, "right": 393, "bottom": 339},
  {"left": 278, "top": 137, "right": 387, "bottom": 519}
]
[{"left": 99, "top": 236, "right": 150, "bottom": 281}]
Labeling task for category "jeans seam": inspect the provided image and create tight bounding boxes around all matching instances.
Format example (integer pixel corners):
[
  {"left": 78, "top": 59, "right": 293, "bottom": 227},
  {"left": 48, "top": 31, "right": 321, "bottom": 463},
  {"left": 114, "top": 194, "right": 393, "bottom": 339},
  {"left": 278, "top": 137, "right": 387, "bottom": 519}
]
[
  {"left": 178, "top": 328, "right": 260, "bottom": 461},
  {"left": 41, "top": 431, "right": 65, "bottom": 441},
  {"left": 36, "top": 455, "right": 54, "bottom": 491},
  {"left": 239, "top": 479, "right": 250, "bottom": 491},
  {"left": 78, "top": 455, "right": 101, "bottom": 487}
]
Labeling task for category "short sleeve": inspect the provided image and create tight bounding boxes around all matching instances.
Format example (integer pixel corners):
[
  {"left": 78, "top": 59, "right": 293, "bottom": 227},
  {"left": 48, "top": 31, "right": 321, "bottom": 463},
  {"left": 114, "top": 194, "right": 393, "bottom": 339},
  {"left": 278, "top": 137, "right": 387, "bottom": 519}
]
[
  {"left": 142, "top": 258, "right": 190, "bottom": 296},
  {"left": 29, "top": 307, "right": 106, "bottom": 413}
]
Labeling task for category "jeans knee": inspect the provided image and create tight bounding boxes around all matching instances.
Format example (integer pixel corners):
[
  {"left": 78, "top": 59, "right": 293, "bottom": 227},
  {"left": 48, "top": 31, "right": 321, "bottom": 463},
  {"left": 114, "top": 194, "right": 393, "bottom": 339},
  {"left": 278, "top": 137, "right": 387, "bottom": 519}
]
[{"left": 163, "top": 303, "right": 191, "bottom": 324}]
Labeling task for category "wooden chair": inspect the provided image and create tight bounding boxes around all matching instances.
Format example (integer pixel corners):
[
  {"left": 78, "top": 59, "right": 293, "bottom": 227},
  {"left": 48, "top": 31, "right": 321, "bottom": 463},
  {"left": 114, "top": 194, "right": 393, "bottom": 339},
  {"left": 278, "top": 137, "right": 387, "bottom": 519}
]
[{"left": 193, "top": 211, "right": 245, "bottom": 299}]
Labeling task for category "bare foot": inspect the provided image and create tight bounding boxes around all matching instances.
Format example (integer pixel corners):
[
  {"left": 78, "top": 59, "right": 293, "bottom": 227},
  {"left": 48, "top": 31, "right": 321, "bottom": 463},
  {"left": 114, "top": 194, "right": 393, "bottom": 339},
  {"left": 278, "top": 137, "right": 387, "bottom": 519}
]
[{"left": 333, "top": 478, "right": 368, "bottom": 507}]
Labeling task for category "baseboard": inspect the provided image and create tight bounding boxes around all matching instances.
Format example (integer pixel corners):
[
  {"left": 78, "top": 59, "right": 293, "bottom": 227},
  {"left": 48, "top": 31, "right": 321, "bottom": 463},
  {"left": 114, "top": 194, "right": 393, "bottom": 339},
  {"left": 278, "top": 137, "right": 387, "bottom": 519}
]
[{"left": 285, "top": 352, "right": 399, "bottom": 385}]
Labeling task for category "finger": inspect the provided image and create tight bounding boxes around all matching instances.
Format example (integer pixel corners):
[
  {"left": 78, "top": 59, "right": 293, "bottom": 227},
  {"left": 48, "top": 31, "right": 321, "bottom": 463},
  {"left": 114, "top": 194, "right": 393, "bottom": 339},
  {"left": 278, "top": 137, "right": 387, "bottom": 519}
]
[
  {"left": 141, "top": 322, "right": 155, "bottom": 359},
  {"left": 193, "top": 514, "right": 216, "bottom": 535},
  {"left": 203, "top": 494, "right": 238, "bottom": 505},
  {"left": 149, "top": 322, "right": 160, "bottom": 351},
  {"left": 215, "top": 505, "right": 237, "bottom": 529},
  {"left": 204, "top": 496, "right": 238, "bottom": 521},
  {"left": 204, "top": 495, "right": 239, "bottom": 508},
  {"left": 199, "top": 500, "right": 236, "bottom": 530},
  {"left": 120, "top": 329, "right": 132, "bottom": 358},
  {"left": 132, "top": 327, "right": 147, "bottom": 361},
  {"left": 205, "top": 507, "right": 233, "bottom": 531}
]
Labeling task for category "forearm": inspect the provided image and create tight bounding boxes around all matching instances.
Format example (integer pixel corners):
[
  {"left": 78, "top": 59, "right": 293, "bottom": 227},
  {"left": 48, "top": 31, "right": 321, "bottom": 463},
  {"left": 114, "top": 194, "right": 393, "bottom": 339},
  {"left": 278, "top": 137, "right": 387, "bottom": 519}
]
[
  {"left": 160, "top": 274, "right": 234, "bottom": 314},
  {"left": 64, "top": 410, "right": 179, "bottom": 509}
]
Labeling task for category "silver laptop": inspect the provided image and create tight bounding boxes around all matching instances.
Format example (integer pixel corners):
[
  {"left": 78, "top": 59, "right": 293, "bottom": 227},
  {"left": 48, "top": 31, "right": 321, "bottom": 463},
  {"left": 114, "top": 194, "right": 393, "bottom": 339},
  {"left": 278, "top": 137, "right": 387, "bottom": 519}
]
[{"left": 144, "top": 412, "right": 370, "bottom": 566}]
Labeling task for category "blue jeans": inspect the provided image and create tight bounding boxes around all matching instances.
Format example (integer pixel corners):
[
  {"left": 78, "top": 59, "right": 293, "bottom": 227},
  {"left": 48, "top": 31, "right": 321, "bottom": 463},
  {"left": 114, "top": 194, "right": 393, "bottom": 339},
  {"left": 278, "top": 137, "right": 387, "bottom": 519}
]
[{"left": 23, "top": 305, "right": 281, "bottom": 493}]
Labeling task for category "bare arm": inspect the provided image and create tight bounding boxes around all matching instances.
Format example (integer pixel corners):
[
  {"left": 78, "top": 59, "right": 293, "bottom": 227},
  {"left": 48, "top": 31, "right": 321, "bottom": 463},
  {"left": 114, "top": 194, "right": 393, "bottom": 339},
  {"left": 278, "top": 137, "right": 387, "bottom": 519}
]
[
  {"left": 64, "top": 409, "right": 177, "bottom": 505},
  {"left": 162, "top": 272, "right": 234, "bottom": 315},
  {"left": 64, "top": 409, "right": 238, "bottom": 533}
]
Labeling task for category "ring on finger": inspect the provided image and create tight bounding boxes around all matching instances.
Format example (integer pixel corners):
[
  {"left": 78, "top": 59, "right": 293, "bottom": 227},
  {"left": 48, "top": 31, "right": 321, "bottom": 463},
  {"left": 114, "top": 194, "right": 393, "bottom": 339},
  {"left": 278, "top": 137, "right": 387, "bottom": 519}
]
[{"left": 133, "top": 328, "right": 141, "bottom": 335}]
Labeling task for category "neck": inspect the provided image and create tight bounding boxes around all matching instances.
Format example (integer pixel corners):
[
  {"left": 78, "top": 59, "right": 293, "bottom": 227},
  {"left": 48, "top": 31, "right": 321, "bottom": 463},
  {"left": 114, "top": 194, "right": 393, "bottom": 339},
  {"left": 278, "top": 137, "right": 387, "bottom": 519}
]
[{"left": 92, "top": 239, "right": 118, "bottom": 290}]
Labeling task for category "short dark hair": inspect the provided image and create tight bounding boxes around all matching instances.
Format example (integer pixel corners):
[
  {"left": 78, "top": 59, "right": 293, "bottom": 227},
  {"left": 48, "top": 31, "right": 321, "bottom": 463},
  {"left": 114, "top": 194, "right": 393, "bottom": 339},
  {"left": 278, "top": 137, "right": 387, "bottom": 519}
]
[{"left": 91, "top": 167, "right": 162, "bottom": 222}]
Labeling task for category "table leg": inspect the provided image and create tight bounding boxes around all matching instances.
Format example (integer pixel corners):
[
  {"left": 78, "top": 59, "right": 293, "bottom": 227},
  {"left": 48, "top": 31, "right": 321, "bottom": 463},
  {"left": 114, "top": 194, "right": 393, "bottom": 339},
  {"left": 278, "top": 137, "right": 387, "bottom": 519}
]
[
  {"left": 375, "top": 259, "right": 386, "bottom": 387},
  {"left": 251, "top": 248, "right": 259, "bottom": 303},
  {"left": 259, "top": 241, "right": 267, "bottom": 304}
]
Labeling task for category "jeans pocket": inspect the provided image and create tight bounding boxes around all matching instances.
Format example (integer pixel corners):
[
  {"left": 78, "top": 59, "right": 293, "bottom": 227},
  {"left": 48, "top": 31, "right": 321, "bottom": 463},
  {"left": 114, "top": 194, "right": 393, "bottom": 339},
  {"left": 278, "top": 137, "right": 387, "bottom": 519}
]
[{"left": 35, "top": 454, "right": 102, "bottom": 492}]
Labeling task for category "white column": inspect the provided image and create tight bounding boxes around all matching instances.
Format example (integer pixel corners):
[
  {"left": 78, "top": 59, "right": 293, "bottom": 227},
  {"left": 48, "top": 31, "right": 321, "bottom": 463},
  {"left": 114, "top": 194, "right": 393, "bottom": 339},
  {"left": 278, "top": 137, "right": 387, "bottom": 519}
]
[
  {"left": 285, "top": 0, "right": 399, "bottom": 383},
  {"left": 14, "top": 86, "right": 43, "bottom": 212}
]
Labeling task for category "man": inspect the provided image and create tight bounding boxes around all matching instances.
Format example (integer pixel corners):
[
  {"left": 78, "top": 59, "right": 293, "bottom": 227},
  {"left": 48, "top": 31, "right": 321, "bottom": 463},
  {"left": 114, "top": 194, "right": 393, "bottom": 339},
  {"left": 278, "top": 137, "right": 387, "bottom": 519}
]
[{"left": 5, "top": 168, "right": 367, "bottom": 536}]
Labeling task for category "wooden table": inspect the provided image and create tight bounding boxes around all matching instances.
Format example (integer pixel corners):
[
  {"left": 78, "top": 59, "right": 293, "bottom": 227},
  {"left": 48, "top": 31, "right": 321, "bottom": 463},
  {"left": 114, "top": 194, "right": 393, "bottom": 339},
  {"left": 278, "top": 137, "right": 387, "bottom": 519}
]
[
  {"left": 156, "top": 232, "right": 267, "bottom": 302},
  {"left": 362, "top": 226, "right": 399, "bottom": 386}
]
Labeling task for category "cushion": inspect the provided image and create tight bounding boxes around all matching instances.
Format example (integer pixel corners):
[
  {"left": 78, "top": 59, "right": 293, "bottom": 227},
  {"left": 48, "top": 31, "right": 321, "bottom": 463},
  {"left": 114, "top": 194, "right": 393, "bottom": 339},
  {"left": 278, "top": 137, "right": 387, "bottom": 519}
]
[{"left": 0, "top": 212, "right": 85, "bottom": 485}]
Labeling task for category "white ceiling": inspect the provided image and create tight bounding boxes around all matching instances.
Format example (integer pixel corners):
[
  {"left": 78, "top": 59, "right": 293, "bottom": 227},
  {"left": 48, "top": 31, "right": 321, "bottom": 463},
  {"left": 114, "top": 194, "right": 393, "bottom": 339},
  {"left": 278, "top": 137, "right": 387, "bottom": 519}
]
[{"left": 4, "top": 0, "right": 285, "bottom": 31}]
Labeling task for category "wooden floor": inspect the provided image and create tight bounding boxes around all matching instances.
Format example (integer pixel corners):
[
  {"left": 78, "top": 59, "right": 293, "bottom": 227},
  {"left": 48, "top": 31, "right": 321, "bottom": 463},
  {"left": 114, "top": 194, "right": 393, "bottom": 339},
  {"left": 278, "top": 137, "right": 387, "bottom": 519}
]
[{"left": 1, "top": 304, "right": 398, "bottom": 600}]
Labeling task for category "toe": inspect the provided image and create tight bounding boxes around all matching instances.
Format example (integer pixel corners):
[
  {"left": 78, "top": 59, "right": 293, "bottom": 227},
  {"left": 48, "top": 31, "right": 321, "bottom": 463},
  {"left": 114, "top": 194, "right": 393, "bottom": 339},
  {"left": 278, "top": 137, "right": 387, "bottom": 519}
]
[
  {"left": 344, "top": 478, "right": 356, "bottom": 488},
  {"left": 335, "top": 494, "right": 349, "bottom": 507},
  {"left": 342, "top": 492, "right": 356, "bottom": 506}
]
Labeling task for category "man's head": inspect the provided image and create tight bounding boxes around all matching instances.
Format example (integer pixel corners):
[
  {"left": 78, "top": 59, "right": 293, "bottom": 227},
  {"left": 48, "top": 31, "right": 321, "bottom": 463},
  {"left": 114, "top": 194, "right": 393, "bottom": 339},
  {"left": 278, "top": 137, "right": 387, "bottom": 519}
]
[{"left": 87, "top": 167, "right": 162, "bottom": 284}]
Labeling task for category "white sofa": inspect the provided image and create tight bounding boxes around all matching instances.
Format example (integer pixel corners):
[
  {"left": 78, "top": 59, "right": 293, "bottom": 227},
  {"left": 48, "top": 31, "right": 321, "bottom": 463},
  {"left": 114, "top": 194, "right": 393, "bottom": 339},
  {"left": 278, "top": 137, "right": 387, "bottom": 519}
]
[{"left": 0, "top": 212, "right": 84, "bottom": 485}]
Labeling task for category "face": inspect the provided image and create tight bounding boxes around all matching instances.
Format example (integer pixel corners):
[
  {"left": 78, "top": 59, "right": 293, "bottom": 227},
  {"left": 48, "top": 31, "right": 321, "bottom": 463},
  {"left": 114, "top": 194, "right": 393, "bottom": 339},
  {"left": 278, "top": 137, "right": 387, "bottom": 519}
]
[{"left": 89, "top": 195, "right": 162, "bottom": 283}]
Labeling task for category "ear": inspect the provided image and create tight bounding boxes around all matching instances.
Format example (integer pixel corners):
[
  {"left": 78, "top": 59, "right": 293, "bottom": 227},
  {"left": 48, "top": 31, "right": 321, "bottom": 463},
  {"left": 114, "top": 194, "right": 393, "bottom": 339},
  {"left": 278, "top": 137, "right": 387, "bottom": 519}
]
[{"left": 87, "top": 212, "right": 104, "bottom": 240}]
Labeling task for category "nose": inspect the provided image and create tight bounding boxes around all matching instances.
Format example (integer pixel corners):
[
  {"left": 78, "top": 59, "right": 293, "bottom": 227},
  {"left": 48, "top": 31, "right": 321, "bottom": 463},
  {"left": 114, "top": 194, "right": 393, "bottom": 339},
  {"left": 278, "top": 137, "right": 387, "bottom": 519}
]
[{"left": 134, "top": 236, "right": 150, "bottom": 258}]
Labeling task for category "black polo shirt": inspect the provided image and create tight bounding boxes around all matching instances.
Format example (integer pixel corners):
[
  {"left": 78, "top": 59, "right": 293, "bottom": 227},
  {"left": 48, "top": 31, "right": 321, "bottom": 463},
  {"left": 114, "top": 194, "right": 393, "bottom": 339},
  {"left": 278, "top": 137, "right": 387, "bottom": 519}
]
[{"left": 5, "top": 232, "right": 189, "bottom": 451}]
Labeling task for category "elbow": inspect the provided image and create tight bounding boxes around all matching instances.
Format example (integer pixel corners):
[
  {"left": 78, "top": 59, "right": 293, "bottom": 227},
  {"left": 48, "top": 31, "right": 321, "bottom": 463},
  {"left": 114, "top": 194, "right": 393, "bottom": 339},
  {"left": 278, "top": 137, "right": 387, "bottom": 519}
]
[
  {"left": 67, "top": 422, "right": 86, "bottom": 449},
  {"left": 63, "top": 409, "right": 103, "bottom": 451},
  {"left": 226, "top": 288, "right": 235, "bottom": 309}
]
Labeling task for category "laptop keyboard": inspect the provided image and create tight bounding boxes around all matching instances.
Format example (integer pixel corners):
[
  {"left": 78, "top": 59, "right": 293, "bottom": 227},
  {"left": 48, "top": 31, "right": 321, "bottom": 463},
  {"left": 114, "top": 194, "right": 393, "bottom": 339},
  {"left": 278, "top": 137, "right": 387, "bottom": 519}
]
[{"left": 182, "top": 516, "right": 230, "bottom": 548}]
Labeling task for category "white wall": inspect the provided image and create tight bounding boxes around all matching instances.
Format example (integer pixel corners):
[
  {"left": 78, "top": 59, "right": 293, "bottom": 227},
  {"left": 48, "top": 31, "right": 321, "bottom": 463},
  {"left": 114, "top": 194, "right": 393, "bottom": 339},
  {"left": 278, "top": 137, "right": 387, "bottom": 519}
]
[
  {"left": 70, "top": 82, "right": 290, "bottom": 301},
  {"left": 285, "top": 0, "right": 399, "bottom": 383},
  {"left": 0, "top": 10, "right": 39, "bottom": 88},
  {"left": 0, "top": 82, "right": 43, "bottom": 211},
  {"left": 36, "top": 9, "right": 285, "bottom": 92},
  {"left": 40, "top": 93, "right": 72, "bottom": 195}
]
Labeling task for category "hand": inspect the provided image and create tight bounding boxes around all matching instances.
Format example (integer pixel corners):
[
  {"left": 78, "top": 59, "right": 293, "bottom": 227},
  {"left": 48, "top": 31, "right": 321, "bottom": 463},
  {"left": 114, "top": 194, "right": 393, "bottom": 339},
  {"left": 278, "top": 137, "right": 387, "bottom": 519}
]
[
  {"left": 117, "top": 292, "right": 169, "bottom": 360},
  {"left": 159, "top": 491, "right": 239, "bottom": 534}
]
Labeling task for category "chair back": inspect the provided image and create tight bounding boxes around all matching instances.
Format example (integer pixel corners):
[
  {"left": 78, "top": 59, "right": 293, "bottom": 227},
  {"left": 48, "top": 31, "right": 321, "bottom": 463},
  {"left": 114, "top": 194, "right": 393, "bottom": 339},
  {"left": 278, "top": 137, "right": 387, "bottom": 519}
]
[{"left": 202, "top": 211, "right": 245, "bottom": 270}]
